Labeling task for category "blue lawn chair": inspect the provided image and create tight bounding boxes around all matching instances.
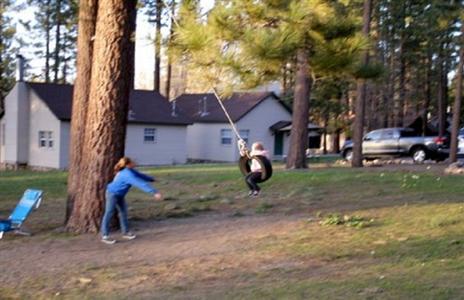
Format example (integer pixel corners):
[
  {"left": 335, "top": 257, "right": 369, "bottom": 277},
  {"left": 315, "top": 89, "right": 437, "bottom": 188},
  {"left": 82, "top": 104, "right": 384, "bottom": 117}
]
[{"left": 0, "top": 189, "right": 43, "bottom": 239}]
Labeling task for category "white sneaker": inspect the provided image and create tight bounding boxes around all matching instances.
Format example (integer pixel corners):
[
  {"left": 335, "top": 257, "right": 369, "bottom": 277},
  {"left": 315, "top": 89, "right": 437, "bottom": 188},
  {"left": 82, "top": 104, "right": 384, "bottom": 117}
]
[
  {"left": 122, "top": 232, "right": 136, "bottom": 240},
  {"left": 101, "top": 236, "right": 116, "bottom": 245}
]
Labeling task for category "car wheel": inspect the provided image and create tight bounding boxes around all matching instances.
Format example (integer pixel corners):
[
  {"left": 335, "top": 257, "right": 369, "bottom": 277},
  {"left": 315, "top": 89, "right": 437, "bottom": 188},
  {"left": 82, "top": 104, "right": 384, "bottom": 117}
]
[
  {"left": 343, "top": 149, "right": 353, "bottom": 161},
  {"left": 411, "top": 147, "right": 427, "bottom": 163}
]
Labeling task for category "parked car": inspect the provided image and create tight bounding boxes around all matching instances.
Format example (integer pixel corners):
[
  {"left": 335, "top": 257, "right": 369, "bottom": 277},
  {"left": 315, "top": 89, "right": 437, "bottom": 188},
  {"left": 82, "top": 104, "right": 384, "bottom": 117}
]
[{"left": 341, "top": 128, "right": 448, "bottom": 163}]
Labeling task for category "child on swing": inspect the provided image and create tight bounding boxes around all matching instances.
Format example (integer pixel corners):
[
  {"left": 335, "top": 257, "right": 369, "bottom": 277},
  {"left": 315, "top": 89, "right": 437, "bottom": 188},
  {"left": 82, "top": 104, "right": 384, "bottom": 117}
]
[
  {"left": 241, "top": 141, "right": 270, "bottom": 197},
  {"left": 101, "top": 157, "right": 162, "bottom": 244}
]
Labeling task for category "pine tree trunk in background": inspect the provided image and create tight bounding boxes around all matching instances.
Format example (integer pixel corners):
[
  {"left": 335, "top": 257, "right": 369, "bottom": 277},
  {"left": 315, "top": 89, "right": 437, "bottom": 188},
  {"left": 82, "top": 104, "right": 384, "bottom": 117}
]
[
  {"left": 154, "top": 0, "right": 162, "bottom": 92},
  {"left": 352, "top": 0, "right": 372, "bottom": 168},
  {"left": 423, "top": 53, "right": 432, "bottom": 135},
  {"left": 45, "top": 0, "right": 52, "bottom": 82},
  {"left": 165, "top": 0, "right": 175, "bottom": 99},
  {"left": 323, "top": 116, "right": 328, "bottom": 154},
  {"left": 438, "top": 56, "right": 448, "bottom": 137},
  {"left": 282, "top": 64, "right": 288, "bottom": 94},
  {"left": 65, "top": 0, "right": 99, "bottom": 223},
  {"left": 450, "top": 24, "right": 464, "bottom": 163},
  {"left": 286, "top": 48, "right": 311, "bottom": 169},
  {"left": 53, "top": 0, "right": 62, "bottom": 83},
  {"left": 66, "top": 0, "right": 137, "bottom": 233},
  {"left": 397, "top": 54, "right": 406, "bottom": 127},
  {"left": 62, "top": 58, "right": 68, "bottom": 83},
  {"left": 387, "top": 58, "right": 395, "bottom": 127},
  {"left": 333, "top": 129, "right": 341, "bottom": 153}
]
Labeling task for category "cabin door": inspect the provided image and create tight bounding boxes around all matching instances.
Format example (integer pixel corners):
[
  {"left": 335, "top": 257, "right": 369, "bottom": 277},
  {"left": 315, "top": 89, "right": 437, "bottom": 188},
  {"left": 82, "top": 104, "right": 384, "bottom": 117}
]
[{"left": 274, "top": 132, "right": 284, "bottom": 156}]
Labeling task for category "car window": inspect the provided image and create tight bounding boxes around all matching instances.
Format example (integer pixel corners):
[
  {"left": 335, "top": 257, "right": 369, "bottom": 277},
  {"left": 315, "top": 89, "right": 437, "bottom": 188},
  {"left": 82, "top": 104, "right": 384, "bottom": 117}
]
[
  {"left": 381, "top": 129, "right": 399, "bottom": 139},
  {"left": 364, "top": 130, "right": 382, "bottom": 141},
  {"left": 400, "top": 129, "right": 417, "bottom": 137}
]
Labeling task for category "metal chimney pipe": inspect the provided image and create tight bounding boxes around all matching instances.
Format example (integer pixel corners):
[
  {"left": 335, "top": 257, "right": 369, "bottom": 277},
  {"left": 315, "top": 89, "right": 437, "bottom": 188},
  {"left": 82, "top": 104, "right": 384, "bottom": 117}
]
[
  {"left": 202, "top": 96, "right": 207, "bottom": 115},
  {"left": 171, "top": 100, "right": 177, "bottom": 117}
]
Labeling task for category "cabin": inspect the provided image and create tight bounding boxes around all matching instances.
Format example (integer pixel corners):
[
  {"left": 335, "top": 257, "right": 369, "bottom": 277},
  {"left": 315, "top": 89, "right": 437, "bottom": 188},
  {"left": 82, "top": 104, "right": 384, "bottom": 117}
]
[
  {"left": 0, "top": 81, "right": 192, "bottom": 169},
  {"left": 174, "top": 92, "right": 320, "bottom": 162}
]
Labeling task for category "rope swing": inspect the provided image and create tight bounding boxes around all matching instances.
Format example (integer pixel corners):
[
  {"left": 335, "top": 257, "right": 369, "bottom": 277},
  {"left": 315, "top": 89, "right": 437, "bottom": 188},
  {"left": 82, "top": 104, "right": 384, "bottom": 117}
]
[
  {"left": 212, "top": 89, "right": 273, "bottom": 182},
  {"left": 163, "top": 0, "right": 272, "bottom": 182}
]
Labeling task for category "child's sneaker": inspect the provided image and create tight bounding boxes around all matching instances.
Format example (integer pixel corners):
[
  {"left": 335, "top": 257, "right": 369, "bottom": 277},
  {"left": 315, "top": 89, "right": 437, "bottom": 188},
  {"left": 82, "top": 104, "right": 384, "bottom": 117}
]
[
  {"left": 248, "top": 191, "right": 254, "bottom": 197},
  {"left": 101, "top": 236, "right": 116, "bottom": 245},
  {"left": 252, "top": 190, "right": 260, "bottom": 197},
  {"left": 122, "top": 232, "right": 136, "bottom": 240}
]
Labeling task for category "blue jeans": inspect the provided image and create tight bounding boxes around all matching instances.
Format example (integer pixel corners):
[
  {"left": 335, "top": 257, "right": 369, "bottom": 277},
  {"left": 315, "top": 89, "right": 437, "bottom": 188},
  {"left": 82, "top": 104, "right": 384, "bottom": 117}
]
[{"left": 101, "top": 191, "right": 129, "bottom": 236}]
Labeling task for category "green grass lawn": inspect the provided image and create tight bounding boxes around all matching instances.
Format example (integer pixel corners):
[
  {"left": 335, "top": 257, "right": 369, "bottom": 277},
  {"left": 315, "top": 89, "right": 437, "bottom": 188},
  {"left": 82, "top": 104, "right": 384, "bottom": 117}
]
[{"left": 1, "top": 163, "right": 464, "bottom": 299}]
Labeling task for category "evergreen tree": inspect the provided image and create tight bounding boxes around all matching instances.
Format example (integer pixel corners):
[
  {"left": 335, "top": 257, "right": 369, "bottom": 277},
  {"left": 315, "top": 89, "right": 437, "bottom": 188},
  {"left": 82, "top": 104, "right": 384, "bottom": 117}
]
[
  {"left": 65, "top": 0, "right": 98, "bottom": 223},
  {"left": 449, "top": 4, "right": 464, "bottom": 163},
  {"left": 26, "top": 0, "right": 78, "bottom": 83},
  {"left": 0, "top": 0, "right": 16, "bottom": 118},
  {"left": 176, "top": 0, "right": 366, "bottom": 169},
  {"left": 352, "top": 0, "right": 372, "bottom": 168},
  {"left": 66, "top": 0, "right": 137, "bottom": 233},
  {"left": 311, "top": 78, "right": 349, "bottom": 154},
  {"left": 141, "top": 0, "right": 169, "bottom": 92}
]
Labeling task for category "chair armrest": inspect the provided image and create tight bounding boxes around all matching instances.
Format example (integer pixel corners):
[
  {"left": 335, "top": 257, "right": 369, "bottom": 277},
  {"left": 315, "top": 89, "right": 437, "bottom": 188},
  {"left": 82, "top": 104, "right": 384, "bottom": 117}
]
[{"left": 35, "top": 197, "right": 42, "bottom": 209}]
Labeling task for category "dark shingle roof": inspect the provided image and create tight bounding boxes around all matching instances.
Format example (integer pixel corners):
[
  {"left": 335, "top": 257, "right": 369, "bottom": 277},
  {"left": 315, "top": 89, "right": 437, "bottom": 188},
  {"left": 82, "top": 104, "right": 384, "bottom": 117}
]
[
  {"left": 27, "top": 82, "right": 192, "bottom": 125},
  {"left": 173, "top": 92, "right": 290, "bottom": 123}
]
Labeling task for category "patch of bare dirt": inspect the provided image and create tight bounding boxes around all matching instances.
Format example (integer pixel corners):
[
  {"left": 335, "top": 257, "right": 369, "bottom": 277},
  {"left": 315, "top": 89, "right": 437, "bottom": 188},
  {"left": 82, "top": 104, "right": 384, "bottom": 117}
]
[{"left": 0, "top": 214, "right": 332, "bottom": 298}]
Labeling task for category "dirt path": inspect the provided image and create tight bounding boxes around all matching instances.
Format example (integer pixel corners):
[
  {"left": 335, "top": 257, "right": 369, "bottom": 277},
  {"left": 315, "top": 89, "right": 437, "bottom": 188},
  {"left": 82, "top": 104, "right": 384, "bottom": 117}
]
[{"left": 0, "top": 213, "right": 325, "bottom": 298}]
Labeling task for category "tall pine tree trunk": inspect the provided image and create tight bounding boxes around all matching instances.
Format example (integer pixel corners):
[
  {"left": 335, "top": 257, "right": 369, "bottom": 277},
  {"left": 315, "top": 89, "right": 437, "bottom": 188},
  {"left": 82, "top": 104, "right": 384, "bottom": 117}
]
[
  {"left": 397, "top": 53, "right": 406, "bottom": 127},
  {"left": 66, "top": 0, "right": 99, "bottom": 223},
  {"left": 66, "top": 0, "right": 137, "bottom": 233},
  {"left": 352, "top": 0, "right": 372, "bottom": 168},
  {"left": 438, "top": 62, "right": 448, "bottom": 137},
  {"left": 165, "top": 0, "right": 176, "bottom": 99},
  {"left": 53, "top": 0, "right": 62, "bottom": 83},
  {"left": 450, "top": 24, "right": 464, "bottom": 163},
  {"left": 423, "top": 52, "right": 432, "bottom": 135},
  {"left": 45, "top": 0, "right": 52, "bottom": 82},
  {"left": 333, "top": 128, "right": 341, "bottom": 154},
  {"left": 286, "top": 48, "right": 311, "bottom": 169},
  {"left": 322, "top": 116, "right": 328, "bottom": 154},
  {"left": 154, "top": 0, "right": 162, "bottom": 92}
]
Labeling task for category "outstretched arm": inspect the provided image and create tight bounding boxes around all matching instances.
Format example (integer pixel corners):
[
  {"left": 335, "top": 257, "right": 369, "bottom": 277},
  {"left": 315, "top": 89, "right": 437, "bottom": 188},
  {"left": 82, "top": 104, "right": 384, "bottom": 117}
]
[
  {"left": 131, "top": 169, "right": 155, "bottom": 182},
  {"left": 126, "top": 170, "right": 158, "bottom": 194}
]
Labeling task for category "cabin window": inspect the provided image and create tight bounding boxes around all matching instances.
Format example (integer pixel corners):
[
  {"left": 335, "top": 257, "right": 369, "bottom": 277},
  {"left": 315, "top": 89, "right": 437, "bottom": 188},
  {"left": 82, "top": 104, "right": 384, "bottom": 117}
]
[
  {"left": 144, "top": 128, "right": 156, "bottom": 143},
  {"left": 221, "top": 129, "right": 232, "bottom": 145},
  {"left": 38, "top": 131, "right": 53, "bottom": 149},
  {"left": 239, "top": 129, "right": 250, "bottom": 144}
]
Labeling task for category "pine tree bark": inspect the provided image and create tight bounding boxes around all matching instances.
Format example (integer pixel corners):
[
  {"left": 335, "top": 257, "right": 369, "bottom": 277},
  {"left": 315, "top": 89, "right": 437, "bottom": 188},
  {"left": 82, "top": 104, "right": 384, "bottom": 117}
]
[
  {"left": 45, "top": 0, "right": 52, "bottom": 82},
  {"left": 154, "top": 0, "right": 162, "bottom": 92},
  {"left": 396, "top": 53, "right": 406, "bottom": 127},
  {"left": 423, "top": 52, "right": 432, "bottom": 135},
  {"left": 322, "top": 116, "right": 328, "bottom": 154},
  {"left": 66, "top": 0, "right": 137, "bottom": 233},
  {"left": 438, "top": 61, "right": 447, "bottom": 137},
  {"left": 165, "top": 0, "right": 175, "bottom": 99},
  {"left": 286, "top": 48, "right": 311, "bottom": 169},
  {"left": 352, "top": 0, "right": 372, "bottom": 168},
  {"left": 65, "top": 0, "right": 99, "bottom": 223},
  {"left": 450, "top": 24, "right": 464, "bottom": 163},
  {"left": 333, "top": 128, "right": 341, "bottom": 153}
]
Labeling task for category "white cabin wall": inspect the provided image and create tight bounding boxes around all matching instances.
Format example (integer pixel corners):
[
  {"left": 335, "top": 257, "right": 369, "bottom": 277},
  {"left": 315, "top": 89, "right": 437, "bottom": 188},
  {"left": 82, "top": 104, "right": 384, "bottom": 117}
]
[
  {"left": 28, "top": 90, "right": 62, "bottom": 169},
  {"left": 235, "top": 96, "right": 292, "bottom": 160},
  {"left": 125, "top": 124, "right": 188, "bottom": 165},
  {"left": 186, "top": 123, "right": 236, "bottom": 162}
]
